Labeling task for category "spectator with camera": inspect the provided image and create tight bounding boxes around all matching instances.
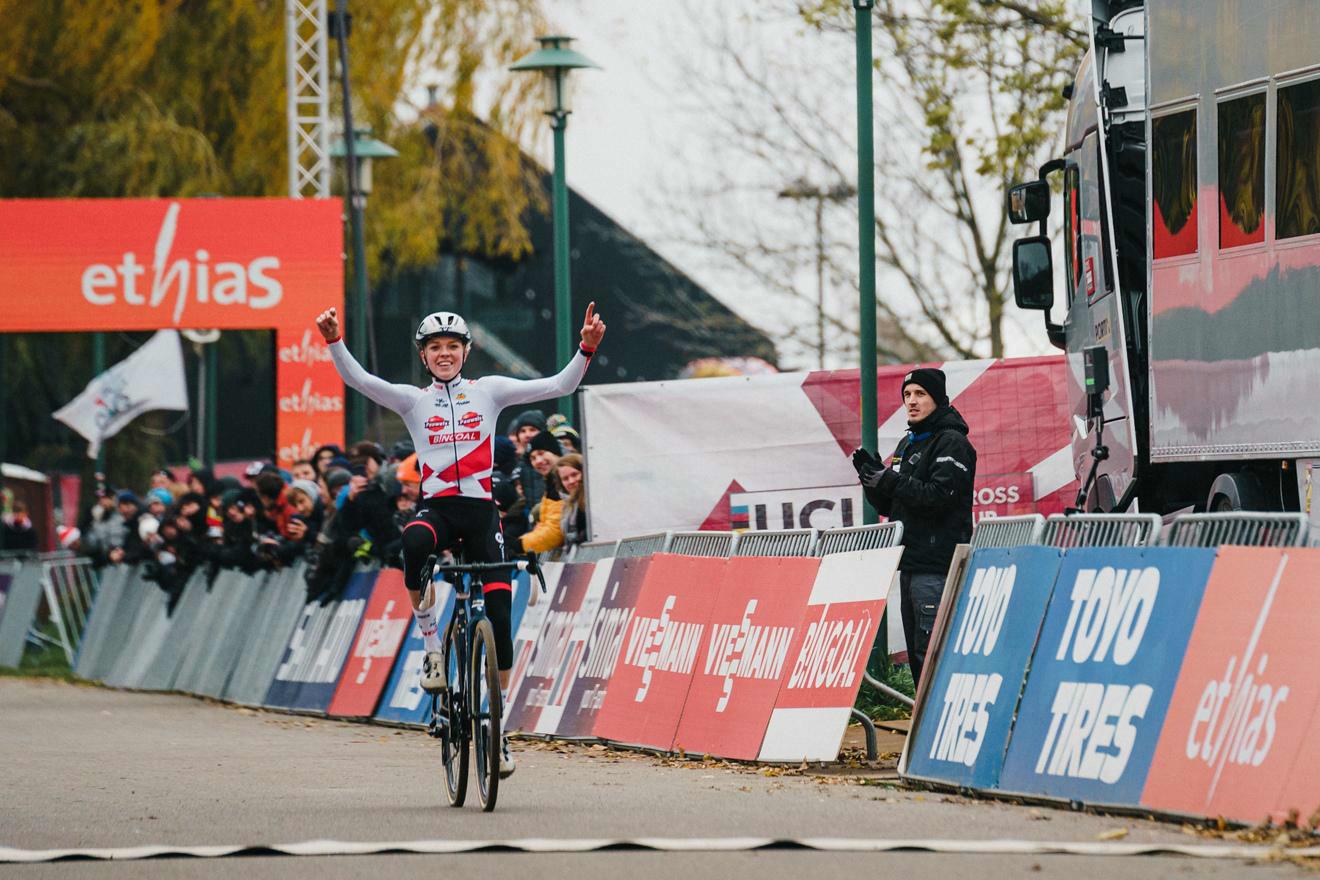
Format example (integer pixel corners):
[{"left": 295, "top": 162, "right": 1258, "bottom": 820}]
[{"left": 210, "top": 488, "right": 261, "bottom": 574}]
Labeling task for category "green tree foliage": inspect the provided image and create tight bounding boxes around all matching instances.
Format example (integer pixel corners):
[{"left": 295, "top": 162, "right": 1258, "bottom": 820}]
[{"left": 0, "top": 0, "right": 546, "bottom": 479}]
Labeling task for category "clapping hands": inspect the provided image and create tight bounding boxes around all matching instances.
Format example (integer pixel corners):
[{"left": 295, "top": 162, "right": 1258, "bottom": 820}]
[{"left": 851, "top": 447, "right": 886, "bottom": 489}]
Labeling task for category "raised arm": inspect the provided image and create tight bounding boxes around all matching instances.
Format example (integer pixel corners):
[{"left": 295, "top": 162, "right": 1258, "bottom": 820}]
[
  {"left": 483, "top": 302, "right": 606, "bottom": 409},
  {"left": 316, "top": 307, "right": 422, "bottom": 415}
]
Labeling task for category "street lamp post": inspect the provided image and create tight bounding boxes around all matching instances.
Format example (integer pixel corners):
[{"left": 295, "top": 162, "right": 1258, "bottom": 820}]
[
  {"left": 777, "top": 180, "right": 857, "bottom": 369},
  {"left": 853, "top": 1, "right": 891, "bottom": 676},
  {"left": 329, "top": 125, "right": 397, "bottom": 440},
  {"left": 511, "top": 36, "right": 598, "bottom": 423},
  {"left": 854, "top": 0, "right": 878, "bottom": 527},
  {"left": 329, "top": 3, "right": 396, "bottom": 442}
]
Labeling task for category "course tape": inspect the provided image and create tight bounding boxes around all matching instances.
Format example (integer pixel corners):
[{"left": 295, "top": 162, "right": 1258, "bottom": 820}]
[{"left": 0, "top": 836, "right": 1314, "bottom": 863}]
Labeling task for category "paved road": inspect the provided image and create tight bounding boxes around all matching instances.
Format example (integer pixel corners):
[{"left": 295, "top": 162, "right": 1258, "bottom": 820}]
[{"left": 0, "top": 679, "right": 1311, "bottom": 879}]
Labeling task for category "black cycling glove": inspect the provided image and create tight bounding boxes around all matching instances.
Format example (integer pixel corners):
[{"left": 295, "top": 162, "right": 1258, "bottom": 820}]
[{"left": 850, "top": 447, "right": 884, "bottom": 488}]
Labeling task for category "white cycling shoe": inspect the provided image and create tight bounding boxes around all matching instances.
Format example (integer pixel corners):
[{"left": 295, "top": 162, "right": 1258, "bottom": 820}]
[
  {"left": 421, "top": 651, "right": 447, "bottom": 692},
  {"left": 499, "top": 736, "right": 516, "bottom": 778}
]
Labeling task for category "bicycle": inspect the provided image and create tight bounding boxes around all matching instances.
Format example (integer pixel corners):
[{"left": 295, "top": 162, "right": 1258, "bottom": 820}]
[{"left": 426, "top": 552, "right": 546, "bottom": 812}]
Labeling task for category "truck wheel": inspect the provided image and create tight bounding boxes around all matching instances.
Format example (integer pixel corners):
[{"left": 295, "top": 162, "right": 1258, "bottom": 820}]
[{"left": 1206, "top": 472, "right": 1268, "bottom": 512}]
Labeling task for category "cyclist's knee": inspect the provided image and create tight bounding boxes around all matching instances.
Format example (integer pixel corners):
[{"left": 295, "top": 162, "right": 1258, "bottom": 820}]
[{"left": 401, "top": 521, "right": 439, "bottom": 591}]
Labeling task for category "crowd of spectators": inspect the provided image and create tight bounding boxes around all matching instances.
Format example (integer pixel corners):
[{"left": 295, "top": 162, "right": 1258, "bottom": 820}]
[
  {"left": 496, "top": 410, "right": 589, "bottom": 560},
  {"left": 60, "top": 406, "right": 590, "bottom": 602}
]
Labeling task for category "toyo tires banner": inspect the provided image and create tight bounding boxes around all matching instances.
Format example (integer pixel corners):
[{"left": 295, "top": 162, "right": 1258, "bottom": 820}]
[
  {"left": 904, "top": 546, "right": 1063, "bottom": 790},
  {"left": 581, "top": 357, "right": 1076, "bottom": 539}
]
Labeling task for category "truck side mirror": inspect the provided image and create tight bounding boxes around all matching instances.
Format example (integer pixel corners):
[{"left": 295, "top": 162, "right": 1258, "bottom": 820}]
[
  {"left": 1012, "top": 236, "right": 1054, "bottom": 311},
  {"left": 1007, "top": 180, "right": 1051, "bottom": 224}
]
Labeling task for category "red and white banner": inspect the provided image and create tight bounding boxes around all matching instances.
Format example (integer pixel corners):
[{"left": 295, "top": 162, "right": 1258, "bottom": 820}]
[
  {"left": 581, "top": 357, "right": 1076, "bottom": 539},
  {"left": 673, "top": 556, "right": 820, "bottom": 760},
  {"left": 759, "top": 547, "right": 899, "bottom": 761},
  {"left": 326, "top": 570, "right": 413, "bottom": 718},
  {"left": 593, "top": 555, "right": 722, "bottom": 749}
]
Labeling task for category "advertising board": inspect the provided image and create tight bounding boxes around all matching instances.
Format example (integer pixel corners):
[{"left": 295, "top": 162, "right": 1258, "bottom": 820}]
[
  {"left": 904, "top": 546, "right": 1063, "bottom": 788},
  {"left": 1142, "top": 548, "right": 1320, "bottom": 822},
  {"left": 0, "top": 198, "right": 344, "bottom": 465},
  {"left": 998, "top": 548, "right": 1215, "bottom": 806},
  {"left": 592, "top": 554, "right": 722, "bottom": 749},
  {"left": 758, "top": 547, "right": 899, "bottom": 762}
]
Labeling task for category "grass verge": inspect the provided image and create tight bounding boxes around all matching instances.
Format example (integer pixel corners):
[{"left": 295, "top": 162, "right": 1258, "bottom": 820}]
[{"left": 0, "top": 620, "right": 76, "bottom": 681}]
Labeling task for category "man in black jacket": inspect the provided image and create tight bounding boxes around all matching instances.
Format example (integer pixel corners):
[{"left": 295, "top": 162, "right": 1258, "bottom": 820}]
[{"left": 851, "top": 367, "right": 976, "bottom": 687}]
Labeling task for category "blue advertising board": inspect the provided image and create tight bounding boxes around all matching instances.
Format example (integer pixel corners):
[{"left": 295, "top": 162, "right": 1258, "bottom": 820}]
[
  {"left": 373, "top": 571, "right": 533, "bottom": 726},
  {"left": 264, "top": 569, "right": 378, "bottom": 712},
  {"left": 905, "top": 546, "right": 1063, "bottom": 789},
  {"left": 997, "top": 547, "right": 1215, "bottom": 806}
]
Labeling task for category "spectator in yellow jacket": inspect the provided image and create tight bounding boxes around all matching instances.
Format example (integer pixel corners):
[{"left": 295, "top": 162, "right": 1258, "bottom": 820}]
[{"left": 519, "top": 431, "right": 565, "bottom": 554}]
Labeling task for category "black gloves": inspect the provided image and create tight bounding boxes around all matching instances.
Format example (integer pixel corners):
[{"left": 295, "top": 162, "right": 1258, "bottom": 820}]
[{"left": 851, "top": 447, "right": 886, "bottom": 488}]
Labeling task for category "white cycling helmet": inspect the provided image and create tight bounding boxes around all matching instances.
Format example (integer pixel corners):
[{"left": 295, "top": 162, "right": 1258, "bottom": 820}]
[{"left": 414, "top": 311, "right": 472, "bottom": 347}]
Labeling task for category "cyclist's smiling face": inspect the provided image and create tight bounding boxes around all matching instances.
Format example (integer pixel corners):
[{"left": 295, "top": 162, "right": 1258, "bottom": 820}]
[{"left": 421, "top": 336, "right": 467, "bottom": 381}]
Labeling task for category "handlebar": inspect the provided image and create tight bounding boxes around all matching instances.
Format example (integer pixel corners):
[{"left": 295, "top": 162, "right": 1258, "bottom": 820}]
[{"left": 431, "top": 552, "right": 547, "bottom": 593}]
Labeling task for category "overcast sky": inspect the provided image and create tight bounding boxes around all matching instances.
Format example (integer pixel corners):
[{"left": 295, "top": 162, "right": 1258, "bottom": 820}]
[{"left": 524, "top": 0, "right": 1051, "bottom": 370}]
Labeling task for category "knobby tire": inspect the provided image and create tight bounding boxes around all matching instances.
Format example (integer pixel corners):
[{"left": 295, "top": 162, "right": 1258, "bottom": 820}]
[
  {"left": 440, "top": 615, "right": 468, "bottom": 807},
  {"left": 472, "top": 618, "right": 501, "bottom": 812}
]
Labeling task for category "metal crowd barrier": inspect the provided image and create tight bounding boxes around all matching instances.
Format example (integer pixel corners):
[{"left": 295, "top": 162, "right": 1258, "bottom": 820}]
[
  {"left": 816, "top": 522, "right": 904, "bottom": 555},
  {"left": 667, "top": 531, "right": 736, "bottom": 557},
  {"left": 40, "top": 556, "right": 99, "bottom": 664},
  {"left": 970, "top": 513, "right": 1046, "bottom": 549},
  {"left": 733, "top": 528, "right": 817, "bottom": 557},
  {"left": 1164, "top": 511, "right": 1311, "bottom": 548},
  {"left": 615, "top": 531, "right": 673, "bottom": 558},
  {"left": 570, "top": 539, "right": 620, "bottom": 563},
  {"left": 1041, "top": 513, "right": 1163, "bottom": 548}
]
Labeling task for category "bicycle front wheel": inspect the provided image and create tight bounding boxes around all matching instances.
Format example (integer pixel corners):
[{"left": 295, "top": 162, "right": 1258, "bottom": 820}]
[
  {"left": 439, "top": 617, "right": 468, "bottom": 807},
  {"left": 471, "top": 618, "right": 501, "bottom": 812}
]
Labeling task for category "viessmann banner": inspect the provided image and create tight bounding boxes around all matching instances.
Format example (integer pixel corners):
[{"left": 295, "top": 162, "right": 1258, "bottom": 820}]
[{"left": 0, "top": 198, "right": 344, "bottom": 465}]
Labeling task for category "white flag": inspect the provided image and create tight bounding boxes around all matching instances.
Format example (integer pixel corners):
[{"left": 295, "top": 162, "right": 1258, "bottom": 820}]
[{"left": 54, "top": 330, "right": 189, "bottom": 459}]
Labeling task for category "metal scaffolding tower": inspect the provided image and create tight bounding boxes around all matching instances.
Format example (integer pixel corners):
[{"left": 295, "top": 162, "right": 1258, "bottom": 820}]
[{"left": 285, "top": 0, "right": 331, "bottom": 198}]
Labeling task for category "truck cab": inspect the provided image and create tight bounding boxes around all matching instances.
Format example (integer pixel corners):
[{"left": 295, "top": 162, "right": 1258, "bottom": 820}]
[{"left": 1008, "top": 0, "right": 1320, "bottom": 517}]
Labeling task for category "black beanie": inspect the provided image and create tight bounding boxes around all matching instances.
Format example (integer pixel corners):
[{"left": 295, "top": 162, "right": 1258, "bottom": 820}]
[
  {"left": 528, "top": 430, "right": 563, "bottom": 456},
  {"left": 902, "top": 367, "right": 949, "bottom": 407},
  {"left": 512, "top": 409, "right": 547, "bottom": 432}
]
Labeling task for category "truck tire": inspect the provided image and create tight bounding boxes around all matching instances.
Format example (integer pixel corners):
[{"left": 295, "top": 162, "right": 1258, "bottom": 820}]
[{"left": 1206, "top": 472, "right": 1268, "bottom": 512}]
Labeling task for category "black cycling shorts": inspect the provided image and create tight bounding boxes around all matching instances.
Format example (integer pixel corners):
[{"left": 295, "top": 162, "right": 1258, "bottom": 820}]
[
  {"left": 400, "top": 497, "right": 510, "bottom": 593},
  {"left": 400, "top": 497, "right": 515, "bottom": 670}
]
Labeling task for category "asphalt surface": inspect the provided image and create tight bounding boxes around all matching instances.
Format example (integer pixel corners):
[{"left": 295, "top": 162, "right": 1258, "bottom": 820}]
[{"left": 0, "top": 678, "right": 1312, "bottom": 879}]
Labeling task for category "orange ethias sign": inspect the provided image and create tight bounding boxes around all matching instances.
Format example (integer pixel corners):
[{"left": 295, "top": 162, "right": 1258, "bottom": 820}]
[{"left": 0, "top": 198, "right": 345, "bottom": 465}]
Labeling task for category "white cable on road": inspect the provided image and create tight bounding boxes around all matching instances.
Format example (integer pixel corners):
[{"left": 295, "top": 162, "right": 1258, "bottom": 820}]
[{"left": 0, "top": 836, "right": 1314, "bottom": 863}]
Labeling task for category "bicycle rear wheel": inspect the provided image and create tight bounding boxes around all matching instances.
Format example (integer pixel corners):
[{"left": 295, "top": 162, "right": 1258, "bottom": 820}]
[
  {"left": 471, "top": 618, "right": 501, "bottom": 812},
  {"left": 439, "top": 616, "right": 468, "bottom": 807}
]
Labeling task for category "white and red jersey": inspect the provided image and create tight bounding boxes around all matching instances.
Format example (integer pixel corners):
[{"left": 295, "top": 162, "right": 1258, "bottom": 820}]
[{"left": 328, "top": 341, "right": 592, "bottom": 500}]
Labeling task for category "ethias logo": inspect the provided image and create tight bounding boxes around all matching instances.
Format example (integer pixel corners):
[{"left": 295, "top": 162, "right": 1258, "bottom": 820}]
[
  {"left": 1185, "top": 556, "right": 1291, "bottom": 796},
  {"left": 80, "top": 202, "right": 283, "bottom": 324}
]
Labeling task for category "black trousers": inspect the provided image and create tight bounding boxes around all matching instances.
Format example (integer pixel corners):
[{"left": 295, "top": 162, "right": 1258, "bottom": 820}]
[
  {"left": 899, "top": 571, "right": 945, "bottom": 688},
  {"left": 400, "top": 497, "right": 513, "bottom": 671}
]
